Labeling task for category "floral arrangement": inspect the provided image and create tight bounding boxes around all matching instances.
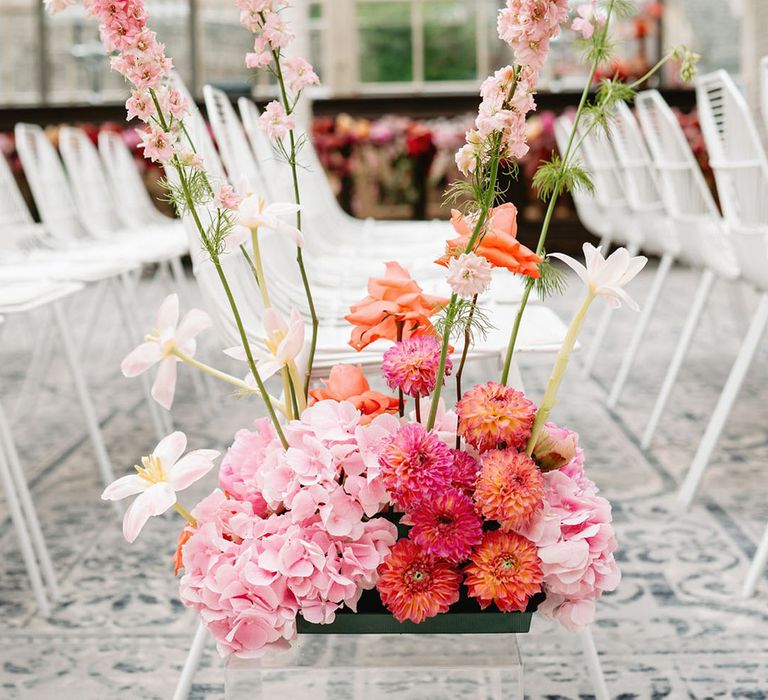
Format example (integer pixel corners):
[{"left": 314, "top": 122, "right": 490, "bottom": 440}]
[{"left": 45, "top": 0, "right": 697, "bottom": 659}]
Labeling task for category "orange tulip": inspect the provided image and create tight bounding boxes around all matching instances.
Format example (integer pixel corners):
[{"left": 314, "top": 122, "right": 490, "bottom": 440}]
[
  {"left": 436, "top": 203, "right": 542, "bottom": 278},
  {"left": 309, "top": 364, "right": 400, "bottom": 425},
  {"left": 345, "top": 262, "right": 449, "bottom": 351}
]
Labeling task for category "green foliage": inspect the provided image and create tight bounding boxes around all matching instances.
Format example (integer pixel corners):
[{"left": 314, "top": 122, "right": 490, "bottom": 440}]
[
  {"left": 535, "top": 256, "right": 568, "bottom": 300},
  {"left": 673, "top": 45, "right": 701, "bottom": 82},
  {"left": 434, "top": 297, "right": 493, "bottom": 346},
  {"left": 160, "top": 167, "right": 211, "bottom": 217},
  {"left": 610, "top": 0, "right": 636, "bottom": 19},
  {"left": 533, "top": 156, "right": 594, "bottom": 200}
]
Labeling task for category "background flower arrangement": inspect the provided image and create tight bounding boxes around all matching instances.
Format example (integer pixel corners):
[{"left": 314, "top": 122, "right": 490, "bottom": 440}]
[{"left": 44, "top": 0, "right": 696, "bottom": 661}]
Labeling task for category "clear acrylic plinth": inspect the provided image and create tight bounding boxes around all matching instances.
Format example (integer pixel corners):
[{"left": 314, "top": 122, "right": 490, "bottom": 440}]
[{"left": 225, "top": 633, "right": 523, "bottom": 700}]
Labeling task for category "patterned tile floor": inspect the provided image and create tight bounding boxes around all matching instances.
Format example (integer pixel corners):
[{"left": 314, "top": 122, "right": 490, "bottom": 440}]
[{"left": 0, "top": 261, "right": 767, "bottom": 699}]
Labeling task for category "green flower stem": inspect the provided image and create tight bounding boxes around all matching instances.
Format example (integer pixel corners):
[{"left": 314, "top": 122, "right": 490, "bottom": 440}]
[
  {"left": 455, "top": 293, "right": 478, "bottom": 405},
  {"left": 173, "top": 502, "right": 197, "bottom": 527},
  {"left": 148, "top": 87, "right": 290, "bottom": 447},
  {"left": 280, "top": 367, "right": 295, "bottom": 420},
  {"left": 525, "top": 292, "right": 594, "bottom": 455},
  {"left": 250, "top": 228, "right": 271, "bottom": 309},
  {"left": 170, "top": 344, "right": 285, "bottom": 414},
  {"left": 427, "top": 138, "right": 502, "bottom": 431},
  {"left": 499, "top": 0, "right": 617, "bottom": 385},
  {"left": 270, "top": 42, "right": 319, "bottom": 402}
]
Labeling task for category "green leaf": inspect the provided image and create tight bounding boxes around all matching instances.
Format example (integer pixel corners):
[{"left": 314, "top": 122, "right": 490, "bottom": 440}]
[{"left": 535, "top": 256, "right": 568, "bottom": 300}]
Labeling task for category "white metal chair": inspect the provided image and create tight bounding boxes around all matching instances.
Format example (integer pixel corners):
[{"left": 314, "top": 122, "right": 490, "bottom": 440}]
[
  {"left": 739, "top": 57, "right": 768, "bottom": 598},
  {"left": 679, "top": 70, "right": 768, "bottom": 511},
  {"left": 604, "top": 101, "right": 680, "bottom": 408},
  {"left": 634, "top": 89, "right": 740, "bottom": 449}
]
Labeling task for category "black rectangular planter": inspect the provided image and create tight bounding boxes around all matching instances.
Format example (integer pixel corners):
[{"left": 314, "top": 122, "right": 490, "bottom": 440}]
[{"left": 296, "top": 589, "right": 541, "bottom": 635}]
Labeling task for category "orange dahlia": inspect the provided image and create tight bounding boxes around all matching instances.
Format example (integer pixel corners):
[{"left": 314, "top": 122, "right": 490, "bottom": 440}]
[
  {"left": 464, "top": 530, "right": 543, "bottom": 612},
  {"left": 456, "top": 382, "right": 535, "bottom": 452},
  {"left": 474, "top": 449, "right": 544, "bottom": 530},
  {"left": 376, "top": 539, "right": 461, "bottom": 623}
]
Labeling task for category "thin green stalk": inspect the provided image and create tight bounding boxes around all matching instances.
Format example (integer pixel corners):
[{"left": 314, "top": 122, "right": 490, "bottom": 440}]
[
  {"left": 250, "top": 228, "right": 271, "bottom": 308},
  {"left": 271, "top": 43, "right": 319, "bottom": 401},
  {"left": 149, "top": 88, "right": 289, "bottom": 447},
  {"left": 525, "top": 292, "right": 594, "bottom": 455},
  {"left": 499, "top": 0, "right": 617, "bottom": 385},
  {"left": 455, "top": 293, "right": 478, "bottom": 405},
  {"left": 426, "top": 139, "right": 501, "bottom": 431},
  {"left": 173, "top": 502, "right": 197, "bottom": 527}
]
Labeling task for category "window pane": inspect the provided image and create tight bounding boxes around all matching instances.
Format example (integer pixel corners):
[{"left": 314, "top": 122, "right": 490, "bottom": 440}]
[
  {"left": 47, "top": 7, "right": 126, "bottom": 104},
  {"left": 0, "top": 0, "right": 38, "bottom": 105},
  {"left": 199, "top": 0, "right": 252, "bottom": 91},
  {"left": 357, "top": 2, "right": 413, "bottom": 83},
  {"left": 486, "top": 0, "right": 510, "bottom": 72},
  {"left": 309, "top": 1, "right": 325, "bottom": 81},
  {"left": 423, "top": 0, "right": 477, "bottom": 81}
]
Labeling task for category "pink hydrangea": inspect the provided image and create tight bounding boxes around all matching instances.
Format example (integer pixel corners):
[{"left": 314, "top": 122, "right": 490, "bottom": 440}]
[
  {"left": 179, "top": 489, "right": 398, "bottom": 657},
  {"left": 517, "top": 450, "right": 620, "bottom": 631},
  {"left": 381, "top": 336, "right": 452, "bottom": 398},
  {"left": 219, "top": 419, "right": 275, "bottom": 516}
]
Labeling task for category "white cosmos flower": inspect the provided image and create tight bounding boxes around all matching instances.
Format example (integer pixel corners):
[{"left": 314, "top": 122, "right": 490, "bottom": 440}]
[
  {"left": 551, "top": 243, "right": 647, "bottom": 311},
  {"left": 101, "top": 431, "right": 219, "bottom": 543}
]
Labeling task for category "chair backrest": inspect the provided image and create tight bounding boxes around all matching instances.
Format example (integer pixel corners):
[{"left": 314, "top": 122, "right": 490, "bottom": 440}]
[
  {"left": 607, "top": 101, "right": 663, "bottom": 212},
  {"left": 695, "top": 70, "right": 768, "bottom": 229},
  {"left": 203, "top": 85, "right": 265, "bottom": 192},
  {"left": 553, "top": 115, "right": 611, "bottom": 241},
  {"left": 0, "top": 151, "right": 43, "bottom": 253},
  {"left": 635, "top": 89, "right": 719, "bottom": 220},
  {"left": 98, "top": 130, "right": 169, "bottom": 228},
  {"left": 760, "top": 56, "right": 768, "bottom": 136},
  {"left": 14, "top": 123, "right": 87, "bottom": 244},
  {"left": 695, "top": 70, "right": 768, "bottom": 289},
  {"left": 58, "top": 125, "right": 122, "bottom": 239}
]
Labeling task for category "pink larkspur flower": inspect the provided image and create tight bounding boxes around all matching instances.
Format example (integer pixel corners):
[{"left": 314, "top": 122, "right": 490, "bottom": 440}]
[
  {"left": 283, "top": 57, "right": 320, "bottom": 92},
  {"left": 258, "top": 100, "right": 295, "bottom": 140},
  {"left": 446, "top": 252, "right": 493, "bottom": 299}
]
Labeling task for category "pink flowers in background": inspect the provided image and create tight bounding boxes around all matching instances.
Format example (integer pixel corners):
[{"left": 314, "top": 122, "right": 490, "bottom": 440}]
[{"left": 572, "top": 0, "right": 599, "bottom": 39}]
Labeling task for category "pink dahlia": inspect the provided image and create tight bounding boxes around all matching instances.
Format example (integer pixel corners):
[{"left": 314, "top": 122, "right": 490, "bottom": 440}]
[
  {"left": 381, "top": 336, "right": 452, "bottom": 398},
  {"left": 474, "top": 449, "right": 544, "bottom": 531},
  {"left": 408, "top": 489, "right": 483, "bottom": 563},
  {"left": 449, "top": 449, "right": 481, "bottom": 495},
  {"left": 378, "top": 423, "right": 454, "bottom": 510},
  {"left": 456, "top": 381, "right": 536, "bottom": 452},
  {"left": 376, "top": 539, "right": 461, "bottom": 623}
]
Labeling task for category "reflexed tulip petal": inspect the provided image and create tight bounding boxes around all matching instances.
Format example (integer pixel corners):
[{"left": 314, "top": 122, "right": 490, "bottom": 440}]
[
  {"left": 121, "top": 342, "right": 163, "bottom": 377},
  {"left": 153, "top": 430, "right": 188, "bottom": 468},
  {"left": 152, "top": 357, "right": 178, "bottom": 410},
  {"left": 101, "top": 474, "right": 145, "bottom": 501},
  {"left": 156, "top": 293, "right": 180, "bottom": 331},
  {"left": 176, "top": 309, "right": 213, "bottom": 346},
  {"left": 168, "top": 449, "right": 220, "bottom": 491},
  {"left": 122, "top": 482, "right": 177, "bottom": 543}
]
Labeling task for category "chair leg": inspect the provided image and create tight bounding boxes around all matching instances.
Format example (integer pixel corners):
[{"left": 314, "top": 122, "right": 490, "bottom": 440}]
[
  {"left": 111, "top": 276, "right": 168, "bottom": 441},
  {"left": 75, "top": 279, "right": 109, "bottom": 358},
  {"left": 51, "top": 299, "right": 118, "bottom": 503},
  {"left": 579, "top": 627, "right": 610, "bottom": 700},
  {"left": 678, "top": 292, "right": 768, "bottom": 510},
  {"left": 0, "top": 442, "right": 50, "bottom": 616},
  {"left": 0, "top": 398, "right": 59, "bottom": 600},
  {"left": 13, "top": 316, "right": 54, "bottom": 423},
  {"left": 172, "top": 621, "right": 208, "bottom": 700},
  {"left": 607, "top": 252, "right": 674, "bottom": 409},
  {"left": 642, "top": 269, "right": 715, "bottom": 449},
  {"left": 742, "top": 521, "right": 768, "bottom": 598}
]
